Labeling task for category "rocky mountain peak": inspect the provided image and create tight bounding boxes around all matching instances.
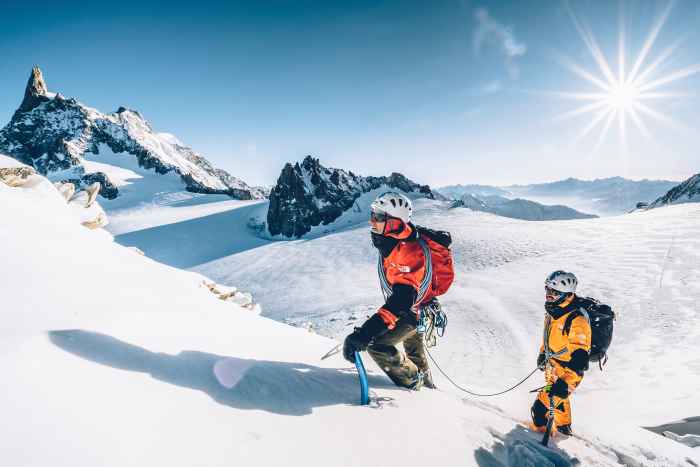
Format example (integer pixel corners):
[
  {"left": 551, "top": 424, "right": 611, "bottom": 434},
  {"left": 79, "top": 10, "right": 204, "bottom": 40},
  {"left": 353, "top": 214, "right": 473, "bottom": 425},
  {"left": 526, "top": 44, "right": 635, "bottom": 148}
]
[
  {"left": 267, "top": 156, "right": 435, "bottom": 238},
  {"left": 18, "top": 66, "right": 50, "bottom": 114},
  {"left": 649, "top": 173, "right": 700, "bottom": 208},
  {"left": 0, "top": 68, "right": 263, "bottom": 201}
]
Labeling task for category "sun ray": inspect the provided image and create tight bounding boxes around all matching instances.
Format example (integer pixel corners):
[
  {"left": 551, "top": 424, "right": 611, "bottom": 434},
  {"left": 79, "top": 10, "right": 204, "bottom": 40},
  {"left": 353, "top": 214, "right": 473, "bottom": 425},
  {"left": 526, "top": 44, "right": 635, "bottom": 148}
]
[
  {"left": 633, "top": 101, "right": 686, "bottom": 132},
  {"left": 626, "top": 1, "right": 674, "bottom": 84},
  {"left": 571, "top": 107, "right": 613, "bottom": 147},
  {"left": 566, "top": 4, "right": 618, "bottom": 86},
  {"left": 619, "top": 107, "right": 628, "bottom": 154},
  {"left": 542, "top": 91, "right": 609, "bottom": 101},
  {"left": 630, "top": 37, "right": 685, "bottom": 87},
  {"left": 557, "top": 55, "right": 611, "bottom": 91},
  {"left": 638, "top": 64, "right": 700, "bottom": 92},
  {"left": 626, "top": 105, "right": 653, "bottom": 141},
  {"left": 554, "top": 100, "right": 610, "bottom": 122},
  {"left": 618, "top": 2, "right": 626, "bottom": 84},
  {"left": 637, "top": 91, "right": 695, "bottom": 100},
  {"left": 592, "top": 109, "right": 618, "bottom": 153}
]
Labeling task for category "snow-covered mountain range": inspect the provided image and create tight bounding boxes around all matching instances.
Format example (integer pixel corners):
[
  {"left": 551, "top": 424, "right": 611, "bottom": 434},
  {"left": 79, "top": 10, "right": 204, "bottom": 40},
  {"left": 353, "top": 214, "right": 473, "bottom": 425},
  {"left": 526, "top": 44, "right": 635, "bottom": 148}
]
[
  {"left": 266, "top": 155, "right": 436, "bottom": 238},
  {"left": 649, "top": 172, "right": 700, "bottom": 208},
  {"left": 452, "top": 193, "right": 597, "bottom": 221},
  {"left": 437, "top": 184, "right": 510, "bottom": 199},
  {"left": 438, "top": 177, "right": 678, "bottom": 216},
  {"left": 0, "top": 67, "right": 263, "bottom": 200}
]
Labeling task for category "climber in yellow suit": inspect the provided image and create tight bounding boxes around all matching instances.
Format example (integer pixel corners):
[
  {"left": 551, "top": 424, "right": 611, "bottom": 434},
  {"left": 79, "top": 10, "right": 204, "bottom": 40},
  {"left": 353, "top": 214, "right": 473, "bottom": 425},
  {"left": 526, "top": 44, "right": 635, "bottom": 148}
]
[{"left": 530, "top": 270, "right": 592, "bottom": 437}]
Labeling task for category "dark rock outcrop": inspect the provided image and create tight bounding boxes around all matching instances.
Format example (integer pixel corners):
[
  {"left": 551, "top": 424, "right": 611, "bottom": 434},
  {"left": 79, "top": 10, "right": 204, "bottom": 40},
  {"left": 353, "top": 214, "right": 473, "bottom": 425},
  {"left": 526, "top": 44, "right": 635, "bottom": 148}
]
[
  {"left": 649, "top": 173, "right": 700, "bottom": 208},
  {"left": 17, "top": 66, "right": 51, "bottom": 115},
  {"left": 62, "top": 171, "right": 119, "bottom": 200},
  {"left": 267, "top": 156, "right": 435, "bottom": 238}
]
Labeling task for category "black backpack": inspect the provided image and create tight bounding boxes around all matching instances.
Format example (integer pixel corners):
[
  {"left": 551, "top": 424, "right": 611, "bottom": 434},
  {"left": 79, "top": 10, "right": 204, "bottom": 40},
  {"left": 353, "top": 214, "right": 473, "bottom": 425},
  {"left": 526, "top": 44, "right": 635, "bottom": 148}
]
[{"left": 563, "top": 298, "right": 616, "bottom": 369}]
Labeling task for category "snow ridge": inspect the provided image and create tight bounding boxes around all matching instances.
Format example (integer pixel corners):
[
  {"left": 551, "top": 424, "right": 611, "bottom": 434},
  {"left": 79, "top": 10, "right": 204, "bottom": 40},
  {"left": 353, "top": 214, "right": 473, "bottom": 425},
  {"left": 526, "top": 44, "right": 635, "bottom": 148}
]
[
  {"left": 452, "top": 193, "right": 598, "bottom": 221},
  {"left": 649, "top": 172, "right": 700, "bottom": 208}
]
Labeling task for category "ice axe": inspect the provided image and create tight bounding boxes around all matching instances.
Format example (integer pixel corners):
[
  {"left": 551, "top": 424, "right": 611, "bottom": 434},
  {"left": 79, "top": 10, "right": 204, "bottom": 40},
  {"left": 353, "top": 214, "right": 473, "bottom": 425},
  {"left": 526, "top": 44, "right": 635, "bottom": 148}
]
[
  {"left": 541, "top": 392, "right": 556, "bottom": 447},
  {"left": 354, "top": 351, "right": 370, "bottom": 405},
  {"left": 320, "top": 343, "right": 341, "bottom": 360}
]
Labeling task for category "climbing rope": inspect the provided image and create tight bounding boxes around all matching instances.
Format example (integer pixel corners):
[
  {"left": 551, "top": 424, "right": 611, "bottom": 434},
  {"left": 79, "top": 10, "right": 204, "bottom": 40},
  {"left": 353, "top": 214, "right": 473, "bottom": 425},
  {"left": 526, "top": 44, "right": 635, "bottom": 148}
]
[{"left": 425, "top": 347, "right": 539, "bottom": 397}]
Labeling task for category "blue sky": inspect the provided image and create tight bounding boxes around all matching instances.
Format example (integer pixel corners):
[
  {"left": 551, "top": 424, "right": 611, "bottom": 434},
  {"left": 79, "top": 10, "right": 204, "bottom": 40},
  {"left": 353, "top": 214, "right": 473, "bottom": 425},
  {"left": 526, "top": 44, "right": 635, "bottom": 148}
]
[{"left": 1, "top": 0, "right": 699, "bottom": 186}]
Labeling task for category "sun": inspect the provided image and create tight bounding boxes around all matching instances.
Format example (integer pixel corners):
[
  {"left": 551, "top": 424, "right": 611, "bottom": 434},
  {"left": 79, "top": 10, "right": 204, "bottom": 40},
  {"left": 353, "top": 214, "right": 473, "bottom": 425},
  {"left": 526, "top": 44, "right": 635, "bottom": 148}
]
[
  {"left": 607, "top": 83, "right": 640, "bottom": 109},
  {"left": 552, "top": 2, "right": 699, "bottom": 153}
]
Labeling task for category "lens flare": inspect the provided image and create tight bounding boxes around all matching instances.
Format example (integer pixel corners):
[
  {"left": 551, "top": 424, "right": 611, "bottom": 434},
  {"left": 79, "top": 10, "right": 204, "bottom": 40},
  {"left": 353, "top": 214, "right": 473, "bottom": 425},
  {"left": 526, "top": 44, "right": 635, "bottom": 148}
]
[{"left": 551, "top": 2, "right": 698, "bottom": 153}]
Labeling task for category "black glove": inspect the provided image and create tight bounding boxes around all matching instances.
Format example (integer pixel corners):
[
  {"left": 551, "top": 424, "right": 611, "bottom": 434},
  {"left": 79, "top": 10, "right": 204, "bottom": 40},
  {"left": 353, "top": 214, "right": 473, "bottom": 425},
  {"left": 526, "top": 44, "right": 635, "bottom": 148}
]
[
  {"left": 343, "top": 329, "right": 371, "bottom": 363},
  {"left": 537, "top": 352, "right": 546, "bottom": 371},
  {"left": 549, "top": 378, "right": 569, "bottom": 398},
  {"left": 342, "top": 313, "right": 390, "bottom": 363}
]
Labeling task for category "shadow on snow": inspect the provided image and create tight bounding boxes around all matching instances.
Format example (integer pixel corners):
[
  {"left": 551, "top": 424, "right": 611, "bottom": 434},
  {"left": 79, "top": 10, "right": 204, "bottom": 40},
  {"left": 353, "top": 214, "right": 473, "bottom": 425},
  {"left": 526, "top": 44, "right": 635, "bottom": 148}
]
[
  {"left": 113, "top": 203, "right": 270, "bottom": 269},
  {"left": 474, "top": 425, "right": 579, "bottom": 467},
  {"left": 49, "top": 329, "right": 395, "bottom": 416}
]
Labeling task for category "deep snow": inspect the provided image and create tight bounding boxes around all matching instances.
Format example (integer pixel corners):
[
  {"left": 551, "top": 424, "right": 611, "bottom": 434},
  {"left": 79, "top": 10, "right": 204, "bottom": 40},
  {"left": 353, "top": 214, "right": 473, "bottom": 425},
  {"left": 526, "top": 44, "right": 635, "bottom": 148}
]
[{"left": 3, "top": 157, "right": 700, "bottom": 466}]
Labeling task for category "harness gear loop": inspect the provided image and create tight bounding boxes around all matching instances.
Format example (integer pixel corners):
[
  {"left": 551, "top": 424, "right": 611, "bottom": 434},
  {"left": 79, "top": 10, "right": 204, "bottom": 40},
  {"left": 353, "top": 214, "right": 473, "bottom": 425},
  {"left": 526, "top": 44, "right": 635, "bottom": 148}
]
[{"left": 417, "top": 299, "right": 447, "bottom": 348}]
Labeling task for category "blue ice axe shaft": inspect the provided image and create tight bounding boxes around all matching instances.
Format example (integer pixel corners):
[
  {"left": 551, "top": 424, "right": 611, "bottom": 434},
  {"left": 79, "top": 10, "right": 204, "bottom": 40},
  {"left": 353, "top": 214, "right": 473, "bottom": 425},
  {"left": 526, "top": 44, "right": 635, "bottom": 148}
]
[{"left": 354, "top": 351, "right": 369, "bottom": 405}]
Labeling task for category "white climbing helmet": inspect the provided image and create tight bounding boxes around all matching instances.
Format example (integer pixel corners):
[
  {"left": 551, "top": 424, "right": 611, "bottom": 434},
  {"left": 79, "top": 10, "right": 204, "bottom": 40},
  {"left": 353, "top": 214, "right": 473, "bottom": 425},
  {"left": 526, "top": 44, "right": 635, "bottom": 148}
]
[
  {"left": 545, "top": 270, "right": 578, "bottom": 294},
  {"left": 370, "top": 191, "right": 413, "bottom": 223}
]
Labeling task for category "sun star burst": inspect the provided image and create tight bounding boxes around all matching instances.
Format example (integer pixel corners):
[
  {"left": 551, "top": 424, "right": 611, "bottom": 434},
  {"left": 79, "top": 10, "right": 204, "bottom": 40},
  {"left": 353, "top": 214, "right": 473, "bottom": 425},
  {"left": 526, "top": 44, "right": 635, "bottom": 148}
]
[{"left": 553, "top": 2, "right": 698, "bottom": 153}]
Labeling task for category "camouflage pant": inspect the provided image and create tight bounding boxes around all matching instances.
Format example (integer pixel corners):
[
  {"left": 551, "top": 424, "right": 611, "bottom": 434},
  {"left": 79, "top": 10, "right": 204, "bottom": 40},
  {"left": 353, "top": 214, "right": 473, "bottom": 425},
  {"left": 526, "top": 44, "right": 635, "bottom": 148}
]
[{"left": 367, "top": 321, "right": 432, "bottom": 389}]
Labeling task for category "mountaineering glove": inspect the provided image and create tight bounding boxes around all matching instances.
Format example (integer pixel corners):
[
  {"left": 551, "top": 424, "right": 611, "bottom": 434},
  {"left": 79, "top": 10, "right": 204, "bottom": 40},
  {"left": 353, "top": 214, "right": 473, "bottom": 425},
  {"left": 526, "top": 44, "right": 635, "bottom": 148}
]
[
  {"left": 537, "top": 352, "right": 546, "bottom": 371},
  {"left": 342, "top": 314, "right": 389, "bottom": 363},
  {"left": 549, "top": 378, "right": 569, "bottom": 398},
  {"left": 342, "top": 330, "right": 370, "bottom": 363}
]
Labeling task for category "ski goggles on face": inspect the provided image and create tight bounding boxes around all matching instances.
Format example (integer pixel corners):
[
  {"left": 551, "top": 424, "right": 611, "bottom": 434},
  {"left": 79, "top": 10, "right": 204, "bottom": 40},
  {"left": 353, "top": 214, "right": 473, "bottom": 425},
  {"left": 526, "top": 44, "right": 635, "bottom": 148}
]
[{"left": 370, "top": 210, "right": 388, "bottom": 223}]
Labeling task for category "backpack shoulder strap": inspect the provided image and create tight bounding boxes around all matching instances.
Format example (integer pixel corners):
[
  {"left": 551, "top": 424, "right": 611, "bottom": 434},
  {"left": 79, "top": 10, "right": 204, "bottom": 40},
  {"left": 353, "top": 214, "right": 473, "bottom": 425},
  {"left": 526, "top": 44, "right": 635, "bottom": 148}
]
[
  {"left": 414, "top": 238, "right": 432, "bottom": 306},
  {"left": 563, "top": 309, "right": 587, "bottom": 336}
]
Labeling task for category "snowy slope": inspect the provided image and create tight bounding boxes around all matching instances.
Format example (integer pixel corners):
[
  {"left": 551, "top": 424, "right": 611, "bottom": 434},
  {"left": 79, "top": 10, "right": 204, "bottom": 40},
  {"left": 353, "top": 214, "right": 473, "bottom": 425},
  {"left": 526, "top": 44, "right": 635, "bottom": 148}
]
[
  {"left": 3, "top": 166, "right": 698, "bottom": 466},
  {"left": 193, "top": 198, "right": 700, "bottom": 463}
]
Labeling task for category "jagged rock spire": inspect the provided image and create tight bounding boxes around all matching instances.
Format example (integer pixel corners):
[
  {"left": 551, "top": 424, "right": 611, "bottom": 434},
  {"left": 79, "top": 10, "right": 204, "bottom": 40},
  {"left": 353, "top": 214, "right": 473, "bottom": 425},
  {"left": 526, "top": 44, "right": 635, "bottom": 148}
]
[{"left": 18, "top": 66, "right": 50, "bottom": 113}]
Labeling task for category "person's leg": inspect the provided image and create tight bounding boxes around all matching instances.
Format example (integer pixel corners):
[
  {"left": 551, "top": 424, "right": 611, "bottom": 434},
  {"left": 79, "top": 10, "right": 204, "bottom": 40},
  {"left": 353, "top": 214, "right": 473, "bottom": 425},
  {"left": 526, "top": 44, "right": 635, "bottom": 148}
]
[
  {"left": 367, "top": 322, "right": 421, "bottom": 389},
  {"left": 554, "top": 397, "right": 573, "bottom": 434},
  {"left": 402, "top": 329, "right": 435, "bottom": 388},
  {"left": 530, "top": 390, "right": 550, "bottom": 431}
]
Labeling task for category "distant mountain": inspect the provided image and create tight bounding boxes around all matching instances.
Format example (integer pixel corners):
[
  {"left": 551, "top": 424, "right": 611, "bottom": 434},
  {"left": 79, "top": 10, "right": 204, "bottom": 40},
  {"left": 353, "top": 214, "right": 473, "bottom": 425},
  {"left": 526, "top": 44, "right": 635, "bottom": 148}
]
[
  {"left": 507, "top": 177, "right": 677, "bottom": 214},
  {"left": 267, "top": 156, "right": 436, "bottom": 238},
  {"left": 649, "top": 173, "right": 700, "bottom": 208},
  {"left": 0, "top": 67, "right": 263, "bottom": 200},
  {"left": 451, "top": 194, "right": 597, "bottom": 221},
  {"left": 436, "top": 184, "right": 509, "bottom": 199}
]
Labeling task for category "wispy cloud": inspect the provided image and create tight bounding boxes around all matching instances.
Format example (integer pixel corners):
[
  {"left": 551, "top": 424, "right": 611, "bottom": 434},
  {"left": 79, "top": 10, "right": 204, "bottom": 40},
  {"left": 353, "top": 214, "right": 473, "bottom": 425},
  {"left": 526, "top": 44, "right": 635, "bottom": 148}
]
[
  {"left": 464, "top": 80, "right": 503, "bottom": 97},
  {"left": 473, "top": 7, "right": 527, "bottom": 79}
]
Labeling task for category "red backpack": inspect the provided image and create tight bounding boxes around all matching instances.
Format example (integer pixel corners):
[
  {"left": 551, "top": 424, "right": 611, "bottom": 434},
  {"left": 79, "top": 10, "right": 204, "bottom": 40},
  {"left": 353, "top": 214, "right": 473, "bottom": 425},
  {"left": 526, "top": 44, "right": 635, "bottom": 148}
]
[
  {"left": 377, "top": 225, "right": 455, "bottom": 306},
  {"left": 414, "top": 226, "right": 455, "bottom": 303}
]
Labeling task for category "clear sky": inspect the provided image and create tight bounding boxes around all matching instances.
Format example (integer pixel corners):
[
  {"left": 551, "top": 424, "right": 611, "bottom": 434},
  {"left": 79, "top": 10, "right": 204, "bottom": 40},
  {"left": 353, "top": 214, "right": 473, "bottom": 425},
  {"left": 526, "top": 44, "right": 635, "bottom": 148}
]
[{"left": 1, "top": 0, "right": 699, "bottom": 187}]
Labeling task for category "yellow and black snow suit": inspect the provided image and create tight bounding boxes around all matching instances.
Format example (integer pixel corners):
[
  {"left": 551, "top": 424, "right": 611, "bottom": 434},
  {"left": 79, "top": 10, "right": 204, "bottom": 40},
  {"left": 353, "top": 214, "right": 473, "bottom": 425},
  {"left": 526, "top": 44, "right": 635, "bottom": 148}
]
[{"left": 531, "top": 294, "right": 592, "bottom": 429}]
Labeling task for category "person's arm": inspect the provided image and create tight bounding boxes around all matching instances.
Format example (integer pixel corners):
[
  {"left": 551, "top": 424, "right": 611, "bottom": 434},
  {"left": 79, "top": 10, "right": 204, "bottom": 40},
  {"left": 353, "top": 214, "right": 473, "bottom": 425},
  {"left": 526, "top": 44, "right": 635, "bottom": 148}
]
[{"left": 550, "top": 315, "right": 591, "bottom": 397}]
